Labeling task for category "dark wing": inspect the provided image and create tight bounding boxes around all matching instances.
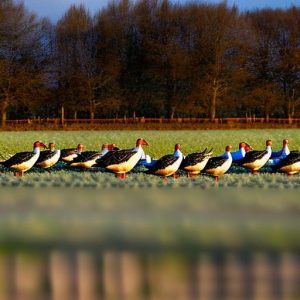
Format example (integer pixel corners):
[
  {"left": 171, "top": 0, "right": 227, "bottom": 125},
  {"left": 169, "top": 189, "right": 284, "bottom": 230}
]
[
  {"left": 0, "top": 152, "right": 35, "bottom": 167},
  {"left": 237, "top": 150, "right": 267, "bottom": 165},
  {"left": 71, "top": 151, "right": 100, "bottom": 163},
  {"left": 275, "top": 151, "right": 300, "bottom": 169},
  {"left": 36, "top": 150, "right": 56, "bottom": 163},
  {"left": 148, "top": 155, "right": 179, "bottom": 173},
  {"left": 60, "top": 148, "right": 77, "bottom": 159},
  {"left": 203, "top": 157, "right": 227, "bottom": 171},
  {"left": 181, "top": 152, "right": 206, "bottom": 168},
  {"left": 97, "top": 150, "right": 137, "bottom": 167}
]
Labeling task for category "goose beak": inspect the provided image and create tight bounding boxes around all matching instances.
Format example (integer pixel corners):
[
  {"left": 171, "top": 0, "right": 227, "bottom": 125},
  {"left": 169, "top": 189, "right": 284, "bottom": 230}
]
[
  {"left": 41, "top": 143, "right": 47, "bottom": 149},
  {"left": 142, "top": 139, "right": 149, "bottom": 146}
]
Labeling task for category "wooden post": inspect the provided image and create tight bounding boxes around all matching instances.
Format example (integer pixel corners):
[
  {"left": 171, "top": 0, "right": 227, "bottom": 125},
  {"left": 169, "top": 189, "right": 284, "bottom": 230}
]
[
  {"left": 77, "top": 251, "right": 98, "bottom": 300},
  {"left": 280, "top": 253, "right": 300, "bottom": 300},
  {"left": 50, "top": 251, "right": 76, "bottom": 300},
  {"left": 15, "top": 253, "right": 46, "bottom": 300},
  {"left": 61, "top": 106, "right": 65, "bottom": 126}
]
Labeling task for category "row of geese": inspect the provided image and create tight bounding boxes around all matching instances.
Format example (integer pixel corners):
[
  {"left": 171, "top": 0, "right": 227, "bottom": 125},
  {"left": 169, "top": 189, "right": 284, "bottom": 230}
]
[{"left": 0, "top": 138, "right": 300, "bottom": 180}]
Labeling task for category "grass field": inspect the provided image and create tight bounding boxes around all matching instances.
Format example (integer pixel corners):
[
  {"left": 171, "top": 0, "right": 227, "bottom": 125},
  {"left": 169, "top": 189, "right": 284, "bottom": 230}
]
[
  {"left": 0, "top": 129, "right": 300, "bottom": 189},
  {"left": 1, "top": 129, "right": 300, "bottom": 187}
]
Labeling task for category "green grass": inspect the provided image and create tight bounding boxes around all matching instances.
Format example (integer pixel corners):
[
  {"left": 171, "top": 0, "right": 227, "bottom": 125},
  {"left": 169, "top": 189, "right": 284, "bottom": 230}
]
[
  {"left": 0, "top": 129, "right": 300, "bottom": 188},
  {"left": 0, "top": 130, "right": 299, "bottom": 251}
]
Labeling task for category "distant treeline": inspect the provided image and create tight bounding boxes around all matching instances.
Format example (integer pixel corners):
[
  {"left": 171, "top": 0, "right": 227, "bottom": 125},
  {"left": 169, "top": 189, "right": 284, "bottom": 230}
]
[{"left": 0, "top": 0, "right": 300, "bottom": 125}]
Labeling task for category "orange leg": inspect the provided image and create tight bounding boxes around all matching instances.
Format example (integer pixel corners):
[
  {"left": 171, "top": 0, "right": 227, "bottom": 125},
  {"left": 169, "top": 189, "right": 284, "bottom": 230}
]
[
  {"left": 15, "top": 171, "right": 24, "bottom": 177},
  {"left": 251, "top": 170, "right": 257, "bottom": 174},
  {"left": 115, "top": 173, "right": 127, "bottom": 180},
  {"left": 173, "top": 173, "right": 179, "bottom": 179},
  {"left": 215, "top": 176, "right": 219, "bottom": 184},
  {"left": 287, "top": 173, "right": 293, "bottom": 177},
  {"left": 163, "top": 176, "right": 168, "bottom": 183},
  {"left": 187, "top": 172, "right": 197, "bottom": 179}
]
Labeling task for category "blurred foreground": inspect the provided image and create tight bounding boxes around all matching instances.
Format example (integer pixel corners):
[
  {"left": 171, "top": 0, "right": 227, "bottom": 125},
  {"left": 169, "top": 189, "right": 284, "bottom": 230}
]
[{"left": 0, "top": 188, "right": 299, "bottom": 299}]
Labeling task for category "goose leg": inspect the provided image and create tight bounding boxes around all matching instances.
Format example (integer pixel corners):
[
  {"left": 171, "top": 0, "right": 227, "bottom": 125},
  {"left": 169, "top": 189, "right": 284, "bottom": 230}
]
[
  {"left": 173, "top": 173, "right": 179, "bottom": 179},
  {"left": 15, "top": 171, "right": 24, "bottom": 177},
  {"left": 215, "top": 176, "right": 219, "bottom": 184}
]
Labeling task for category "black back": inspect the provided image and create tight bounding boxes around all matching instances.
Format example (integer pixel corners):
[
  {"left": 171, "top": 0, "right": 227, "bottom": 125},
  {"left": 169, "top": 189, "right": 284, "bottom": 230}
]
[
  {"left": 71, "top": 151, "right": 101, "bottom": 163},
  {"left": 203, "top": 157, "right": 227, "bottom": 171},
  {"left": 60, "top": 148, "right": 77, "bottom": 159},
  {"left": 238, "top": 150, "right": 267, "bottom": 165},
  {"left": 0, "top": 152, "right": 35, "bottom": 167},
  {"left": 97, "top": 150, "right": 137, "bottom": 168},
  {"left": 148, "top": 155, "right": 179, "bottom": 173},
  {"left": 181, "top": 152, "right": 206, "bottom": 168},
  {"left": 36, "top": 150, "right": 56, "bottom": 163},
  {"left": 275, "top": 151, "right": 300, "bottom": 169}
]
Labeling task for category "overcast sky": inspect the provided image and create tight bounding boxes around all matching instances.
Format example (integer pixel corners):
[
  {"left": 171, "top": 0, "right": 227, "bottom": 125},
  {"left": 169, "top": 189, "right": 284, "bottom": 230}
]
[{"left": 23, "top": 0, "right": 300, "bottom": 22}]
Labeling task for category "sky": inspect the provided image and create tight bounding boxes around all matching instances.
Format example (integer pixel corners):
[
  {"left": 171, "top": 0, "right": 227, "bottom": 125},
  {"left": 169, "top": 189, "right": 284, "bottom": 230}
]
[{"left": 23, "top": 0, "right": 300, "bottom": 22}]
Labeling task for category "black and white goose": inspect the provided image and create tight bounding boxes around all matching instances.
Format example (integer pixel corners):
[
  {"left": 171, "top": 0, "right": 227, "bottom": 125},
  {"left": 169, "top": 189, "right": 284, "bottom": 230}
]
[
  {"left": 203, "top": 145, "right": 233, "bottom": 182},
  {"left": 147, "top": 144, "right": 184, "bottom": 179},
  {"left": 69, "top": 143, "right": 115, "bottom": 169},
  {"left": 35, "top": 142, "right": 61, "bottom": 169},
  {"left": 274, "top": 151, "right": 300, "bottom": 176},
  {"left": 97, "top": 138, "right": 149, "bottom": 179},
  {"left": 60, "top": 144, "right": 83, "bottom": 162},
  {"left": 237, "top": 140, "right": 272, "bottom": 173},
  {"left": 0, "top": 141, "right": 47, "bottom": 176},
  {"left": 180, "top": 148, "right": 213, "bottom": 177}
]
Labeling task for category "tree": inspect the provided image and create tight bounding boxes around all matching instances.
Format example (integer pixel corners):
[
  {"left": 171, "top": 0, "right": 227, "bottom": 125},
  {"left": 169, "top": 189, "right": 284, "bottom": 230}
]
[{"left": 0, "top": 0, "right": 48, "bottom": 126}]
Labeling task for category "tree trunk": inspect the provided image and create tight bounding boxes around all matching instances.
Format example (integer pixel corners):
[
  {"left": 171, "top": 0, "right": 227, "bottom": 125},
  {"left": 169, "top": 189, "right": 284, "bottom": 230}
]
[
  {"left": 74, "top": 111, "right": 77, "bottom": 120},
  {"left": 170, "top": 107, "right": 175, "bottom": 119},
  {"left": 0, "top": 99, "right": 8, "bottom": 128},
  {"left": 1, "top": 110, "right": 7, "bottom": 128},
  {"left": 210, "top": 85, "right": 218, "bottom": 120},
  {"left": 90, "top": 111, "right": 95, "bottom": 120}
]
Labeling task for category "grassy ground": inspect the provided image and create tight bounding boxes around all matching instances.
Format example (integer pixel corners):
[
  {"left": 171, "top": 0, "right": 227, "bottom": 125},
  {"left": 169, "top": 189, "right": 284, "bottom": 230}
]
[
  {"left": 0, "top": 129, "right": 300, "bottom": 188},
  {"left": 0, "top": 130, "right": 299, "bottom": 251}
]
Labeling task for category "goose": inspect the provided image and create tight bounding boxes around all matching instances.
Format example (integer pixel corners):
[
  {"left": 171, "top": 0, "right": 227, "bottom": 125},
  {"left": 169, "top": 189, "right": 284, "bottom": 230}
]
[
  {"left": 146, "top": 144, "right": 184, "bottom": 179},
  {"left": 0, "top": 141, "right": 47, "bottom": 176},
  {"left": 268, "top": 139, "right": 290, "bottom": 166},
  {"left": 231, "top": 142, "right": 252, "bottom": 162},
  {"left": 97, "top": 138, "right": 149, "bottom": 179},
  {"left": 69, "top": 143, "right": 116, "bottom": 169},
  {"left": 60, "top": 144, "right": 83, "bottom": 162},
  {"left": 35, "top": 142, "right": 61, "bottom": 169},
  {"left": 237, "top": 140, "right": 272, "bottom": 173},
  {"left": 180, "top": 148, "right": 213, "bottom": 177},
  {"left": 203, "top": 145, "right": 233, "bottom": 182},
  {"left": 274, "top": 150, "right": 300, "bottom": 176}
]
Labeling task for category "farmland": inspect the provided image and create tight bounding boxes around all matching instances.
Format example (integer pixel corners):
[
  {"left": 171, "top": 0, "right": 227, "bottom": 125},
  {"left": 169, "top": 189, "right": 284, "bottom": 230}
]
[
  {"left": 0, "top": 129, "right": 300, "bottom": 188},
  {"left": 0, "top": 130, "right": 299, "bottom": 299}
]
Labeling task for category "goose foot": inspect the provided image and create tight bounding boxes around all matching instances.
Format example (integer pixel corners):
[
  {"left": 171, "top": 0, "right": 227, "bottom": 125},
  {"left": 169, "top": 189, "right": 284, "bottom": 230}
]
[
  {"left": 15, "top": 171, "right": 24, "bottom": 177},
  {"left": 215, "top": 176, "right": 219, "bottom": 185},
  {"left": 163, "top": 176, "right": 168, "bottom": 183},
  {"left": 187, "top": 173, "right": 196, "bottom": 179},
  {"left": 173, "top": 173, "right": 179, "bottom": 179},
  {"left": 251, "top": 170, "right": 257, "bottom": 174},
  {"left": 115, "top": 173, "right": 127, "bottom": 180}
]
